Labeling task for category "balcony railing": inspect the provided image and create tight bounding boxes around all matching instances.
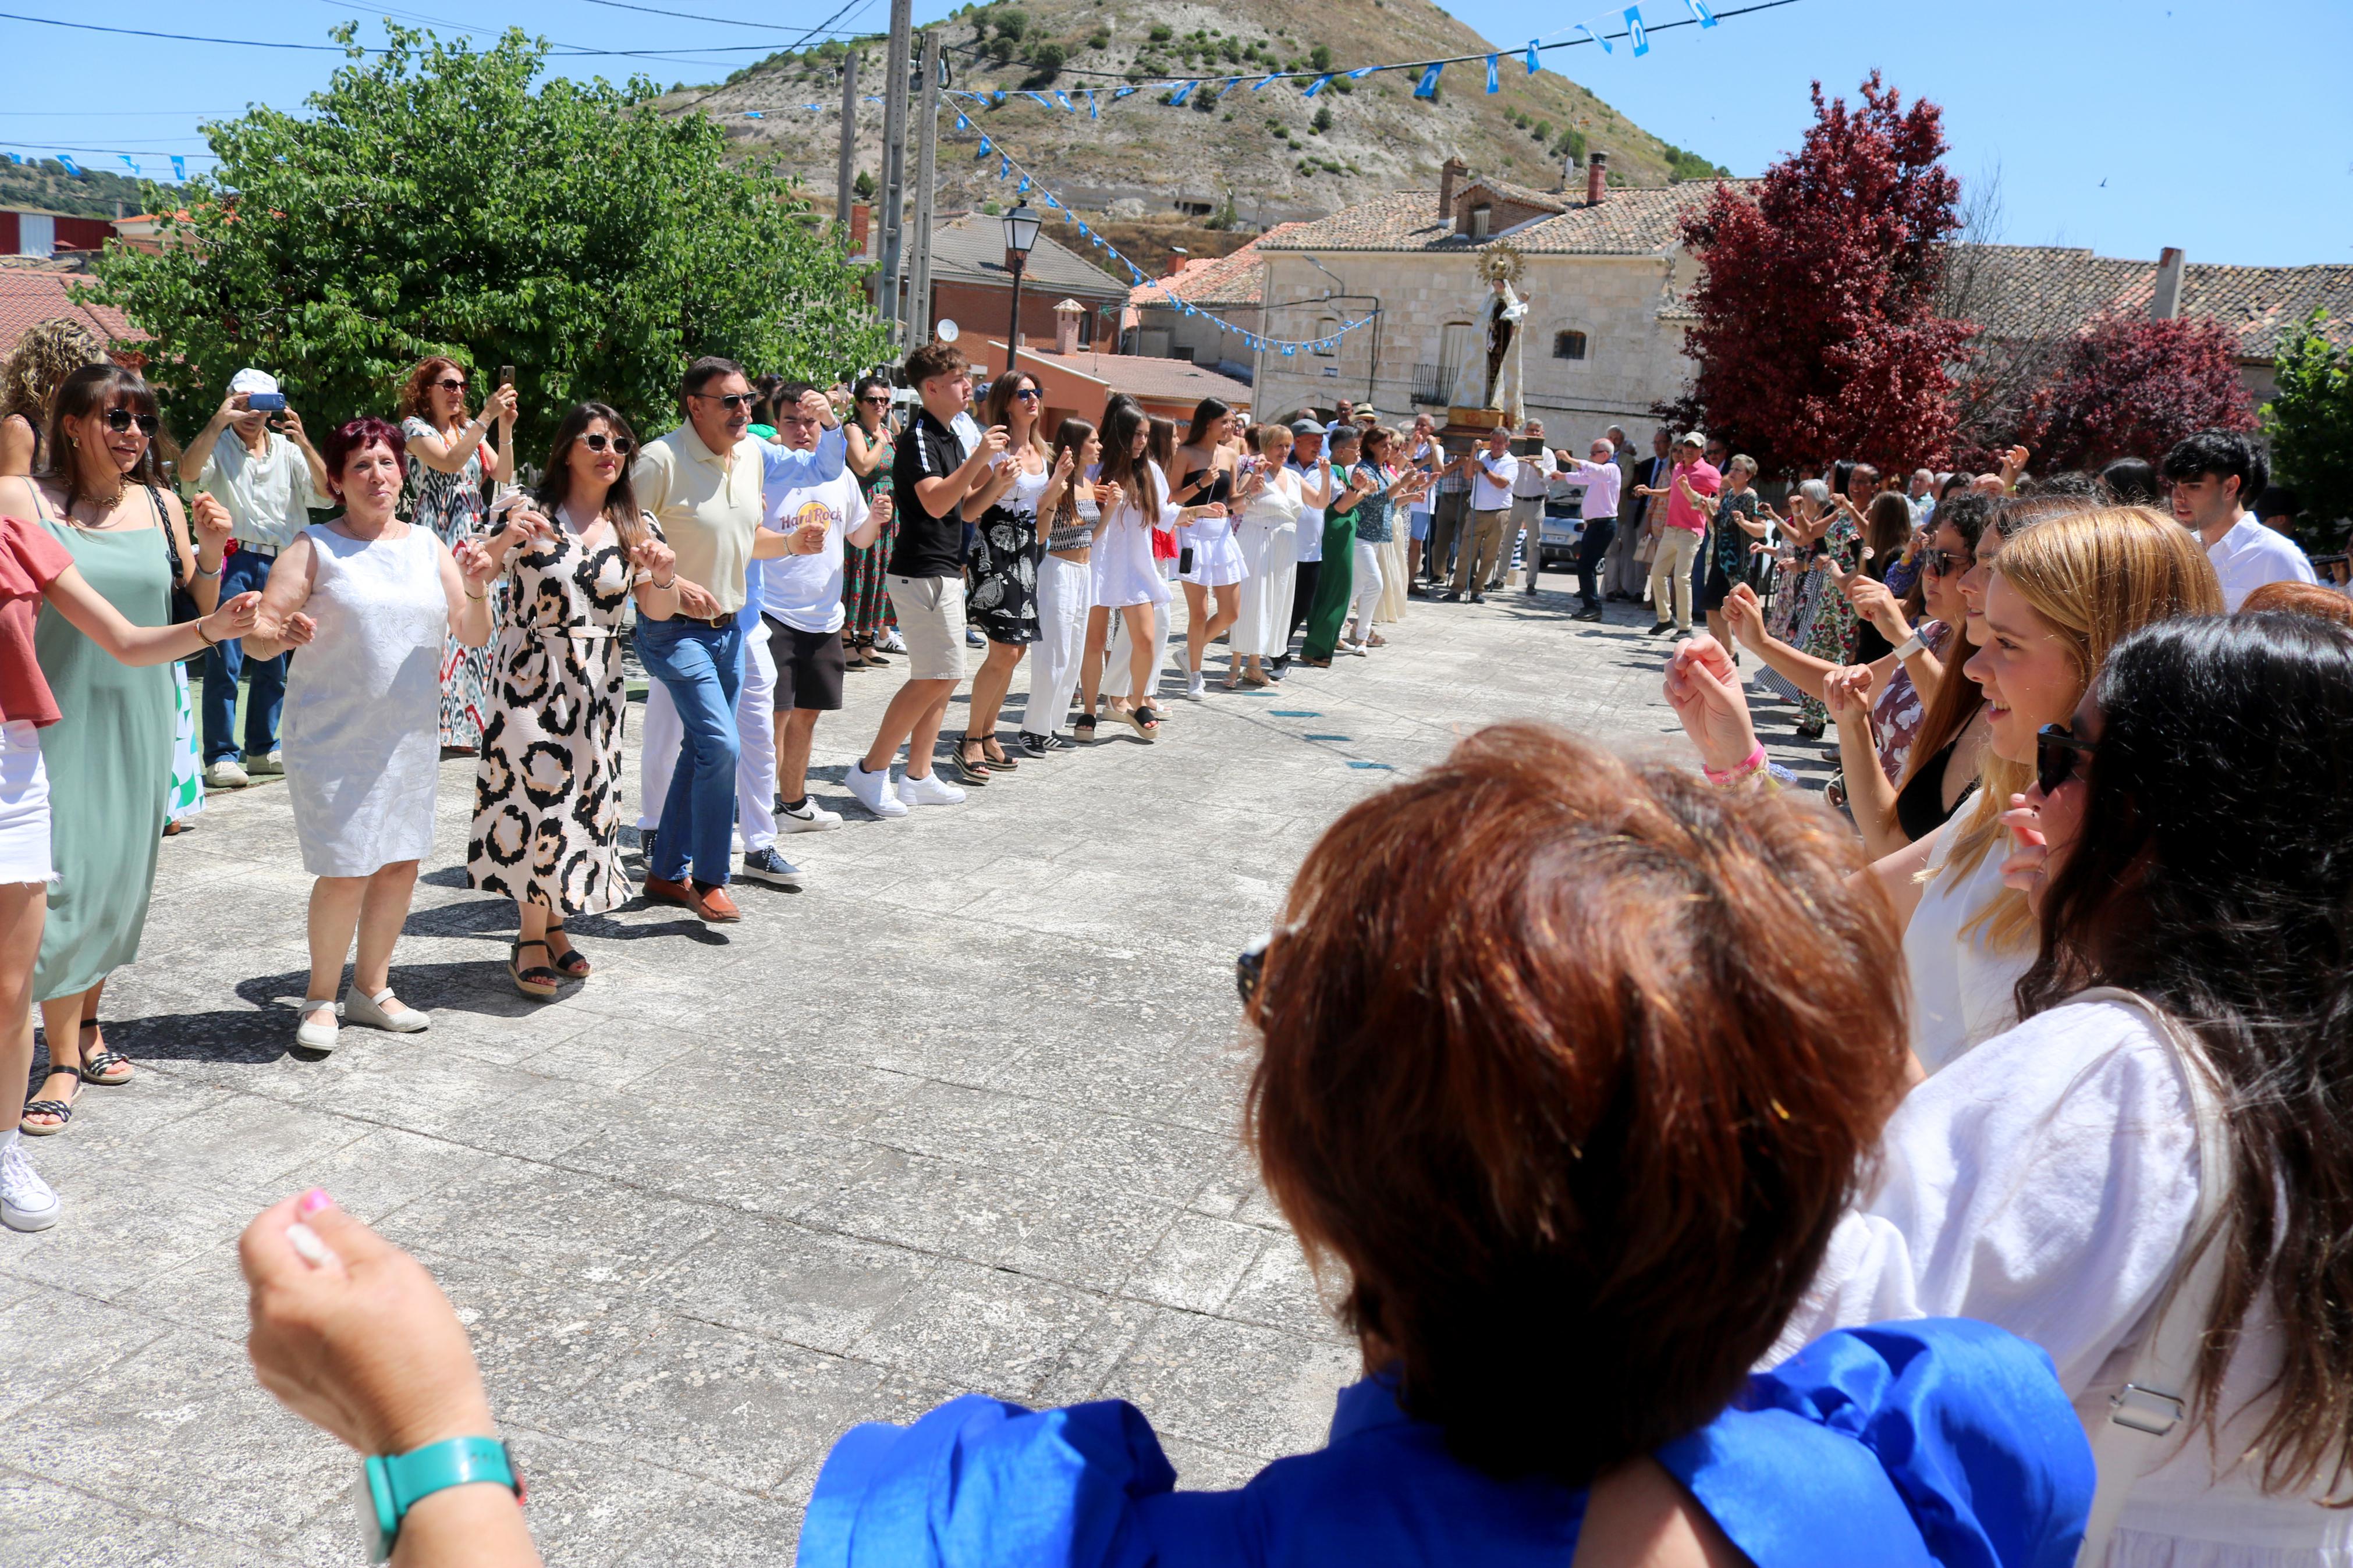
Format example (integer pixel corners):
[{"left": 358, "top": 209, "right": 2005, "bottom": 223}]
[{"left": 1411, "top": 363, "right": 1452, "bottom": 408}]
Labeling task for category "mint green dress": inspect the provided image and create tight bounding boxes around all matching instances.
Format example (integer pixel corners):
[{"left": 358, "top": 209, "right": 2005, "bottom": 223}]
[{"left": 33, "top": 517, "right": 173, "bottom": 1001}]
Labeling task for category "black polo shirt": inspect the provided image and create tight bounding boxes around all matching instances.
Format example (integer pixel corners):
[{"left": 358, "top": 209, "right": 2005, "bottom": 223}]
[{"left": 888, "top": 406, "right": 970, "bottom": 579}]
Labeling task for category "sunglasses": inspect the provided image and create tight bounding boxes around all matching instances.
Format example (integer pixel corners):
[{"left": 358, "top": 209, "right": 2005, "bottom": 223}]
[
  {"left": 1012, "top": 387, "right": 1041, "bottom": 402},
  {"left": 103, "top": 407, "right": 160, "bottom": 438},
  {"left": 2035, "top": 723, "right": 2097, "bottom": 795},
  {"left": 579, "top": 432, "right": 634, "bottom": 456},
  {"left": 435, "top": 377, "right": 468, "bottom": 393},
  {"left": 1920, "top": 547, "right": 1965, "bottom": 577},
  {"left": 691, "top": 392, "right": 759, "bottom": 412},
  {"left": 858, "top": 394, "right": 889, "bottom": 405},
  {"left": 1235, "top": 934, "right": 1270, "bottom": 1007}
]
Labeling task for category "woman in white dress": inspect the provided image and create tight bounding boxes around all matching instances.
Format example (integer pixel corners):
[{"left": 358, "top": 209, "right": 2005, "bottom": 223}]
[
  {"left": 1170, "top": 399, "right": 1247, "bottom": 702},
  {"left": 1016, "top": 419, "right": 1109, "bottom": 755},
  {"left": 1078, "top": 403, "right": 1222, "bottom": 744},
  {"left": 245, "top": 417, "right": 499, "bottom": 1053},
  {"left": 1779, "top": 613, "right": 2353, "bottom": 1566},
  {"left": 1227, "top": 422, "right": 1308, "bottom": 689}
]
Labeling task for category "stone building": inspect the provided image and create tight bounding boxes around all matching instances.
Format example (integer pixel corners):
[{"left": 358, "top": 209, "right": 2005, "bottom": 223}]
[{"left": 1123, "top": 222, "right": 1308, "bottom": 385}]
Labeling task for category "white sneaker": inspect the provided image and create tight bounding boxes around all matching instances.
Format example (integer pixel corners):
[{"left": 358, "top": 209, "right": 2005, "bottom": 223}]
[
  {"left": 1, "top": 1138, "right": 59, "bottom": 1231},
  {"left": 204, "top": 758, "right": 250, "bottom": 789},
  {"left": 776, "top": 798, "right": 843, "bottom": 833},
  {"left": 846, "top": 762, "right": 908, "bottom": 818},
  {"left": 245, "top": 750, "right": 285, "bottom": 777},
  {"left": 896, "top": 770, "right": 966, "bottom": 808},
  {"left": 1339, "top": 639, "right": 1369, "bottom": 656},
  {"left": 876, "top": 630, "right": 908, "bottom": 654},
  {"left": 1184, "top": 672, "right": 1207, "bottom": 700}
]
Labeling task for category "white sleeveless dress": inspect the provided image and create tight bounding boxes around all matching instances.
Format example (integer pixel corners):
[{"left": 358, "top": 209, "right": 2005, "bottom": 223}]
[
  {"left": 1231, "top": 469, "right": 1301, "bottom": 658},
  {"left": 1092, "top": 461, "right": 1174, "bottom": 610},
  {"left": 282, "top": 522, "right": 450, "bottom": 877},
  {"left": 1901, "top": 822, "right": 2032, "bottom": 1074}
]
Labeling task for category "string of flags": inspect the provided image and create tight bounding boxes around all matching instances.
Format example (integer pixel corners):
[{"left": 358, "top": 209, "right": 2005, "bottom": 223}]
[{"left": 960, "top": 129, "right": 1377, "bottom": 358}]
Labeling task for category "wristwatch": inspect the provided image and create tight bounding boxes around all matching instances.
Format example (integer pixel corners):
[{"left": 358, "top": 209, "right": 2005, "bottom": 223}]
[
  {"left": 1892, "top": 628, "right": 1928, "bottom": 662},
  {"left": 357, "top": 1436, "right": 524, "bottom": 1563}
]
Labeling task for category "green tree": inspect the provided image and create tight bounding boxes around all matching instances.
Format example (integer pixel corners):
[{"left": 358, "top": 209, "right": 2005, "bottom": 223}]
[
  {"left": 81, "top": 24, "right": 886, "bottom": 455},
  {"left": 2264, "top": 312, "right": 2353, "bottom": 541},
  {"left": 1024, "top": 41, "right": 1067, "bottom": 83},
  {"left": 1311, "top": 105, "right": 1333, "bottom": 134}
]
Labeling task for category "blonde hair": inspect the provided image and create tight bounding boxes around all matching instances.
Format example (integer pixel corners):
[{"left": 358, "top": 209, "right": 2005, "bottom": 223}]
[
  {"left": 1, "top": 318, "right": 107, "bottom": 437},
  {"left": 1943, "top": 505, "right": 2224, "bottom": 949}
]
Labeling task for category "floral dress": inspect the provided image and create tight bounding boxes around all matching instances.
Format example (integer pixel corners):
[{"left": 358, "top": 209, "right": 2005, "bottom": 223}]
[
  {"left": 1756, "top": 513, "right": 1864, "bottom": 730},
  {"left": 464, "top": 514, "right": 650, "bottom": 915},
  {"left": 843, "top": 422, "right": 897, "bottom": 649},
  {"left": 968, "top": 461, "right": 1045, "bottom": 645},
  {"left": 402, "top": 415, "right": 498, "bottom": 748}
]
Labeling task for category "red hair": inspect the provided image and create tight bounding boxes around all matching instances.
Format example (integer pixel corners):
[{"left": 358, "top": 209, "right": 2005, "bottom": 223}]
[
  {"left": 321, "top": 417, "right": 408, "bottom": 496},
  {"left": 397, "top": 355, "right": 470, "bottom": 424}
]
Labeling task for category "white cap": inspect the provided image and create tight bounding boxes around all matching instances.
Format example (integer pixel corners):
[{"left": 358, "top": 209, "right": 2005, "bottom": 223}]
[{"left": 229, "top": 368, "right": 279, "bottom": 397}]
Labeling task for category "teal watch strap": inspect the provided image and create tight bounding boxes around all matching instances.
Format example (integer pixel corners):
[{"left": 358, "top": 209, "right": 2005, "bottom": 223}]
[{"left": 361, "top": 1437, "right": 523, "bottom": 1563}]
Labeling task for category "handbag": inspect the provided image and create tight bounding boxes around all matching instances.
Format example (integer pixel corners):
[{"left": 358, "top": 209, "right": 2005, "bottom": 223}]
[{"left": 2063, "top": 987, "right": 2234, "bottom": 1568}]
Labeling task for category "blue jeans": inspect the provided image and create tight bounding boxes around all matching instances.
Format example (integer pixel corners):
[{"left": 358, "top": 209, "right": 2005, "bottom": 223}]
[
  {"left": 633, "top": 615, "right": 745, "bottom": 887},
  {"left": 203, "top": 546, "right": 289, "bottom": 763}
]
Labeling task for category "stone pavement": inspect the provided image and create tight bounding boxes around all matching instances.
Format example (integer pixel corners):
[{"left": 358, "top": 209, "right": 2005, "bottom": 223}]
[{"left": 0, "top": 584, "right": 1826, "bottom": 1565}]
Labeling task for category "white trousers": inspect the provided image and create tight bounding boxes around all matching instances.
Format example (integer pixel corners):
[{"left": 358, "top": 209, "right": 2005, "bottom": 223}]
[
  {"left": 1230, "top": 518, "right": 1297, "bottom": 658},
  {"left": 1348, "top": 539, "right": 1385, "bottom": 635},
  {"left": 1101, "top": 595, "right": 1172, "bottom": 701},
  {"left": 1020, "top": 553, "right": 1093, "bottom": 737},
  {"left": 637, "top": 625, "right": 778, "bottom": 853}
]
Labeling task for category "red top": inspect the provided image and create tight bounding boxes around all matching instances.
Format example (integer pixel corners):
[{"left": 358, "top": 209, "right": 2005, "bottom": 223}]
[{"left": 0, "top": 514, "right": 72, "bottom": 728}]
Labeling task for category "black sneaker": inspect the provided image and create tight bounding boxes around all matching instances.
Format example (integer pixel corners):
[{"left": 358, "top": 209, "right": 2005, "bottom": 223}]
[
  {"left": 1468, "top": 592, "right": 1486, "bottom": 604},
  {"left": 740, "top": 847, "right": 803, "bottom": 887},
  {"left": 1646, "top": 621, "right": 1675, "bottom": 636},
  {"left": 1574, "top": 606, "right": 1604, "bottom": 623},
  {"left": 1045, "top": 731, "right": 1077, "bottom": 751},
  {"left": 1439, "top": 591, "right": 1462, "bottom": 603},
  {"left": 1016, "top": 731, "right": 1051, "bottom": 759},
  {"left": 637, "top": 828, "right": 657, "bottom": 866}
]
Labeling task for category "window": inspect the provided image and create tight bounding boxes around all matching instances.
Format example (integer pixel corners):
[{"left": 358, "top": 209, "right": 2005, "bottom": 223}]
[
  {"left": 1553, "top": 329, "right": 1588, "bottom": 361},
  {"left": 1315, "top": 316, "right": 1339, "bottom": 357},
  {"left": 1468, "top": 204, "right": 1492, "bottom": 240}
]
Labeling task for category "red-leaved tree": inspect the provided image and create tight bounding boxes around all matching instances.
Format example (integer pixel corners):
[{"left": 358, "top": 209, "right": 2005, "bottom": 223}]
[
  {"left": 2008, "top": 312, "right": 2256, "bottom": 471},
  {"left": 1673, "top": 73, "right": 1971, "bottom": 478}
]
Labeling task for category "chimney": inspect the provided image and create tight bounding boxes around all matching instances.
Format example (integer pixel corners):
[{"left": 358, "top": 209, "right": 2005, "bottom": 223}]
[
  {"left": 2150, "top": 246, "right": 2184, "bottom": 321},
  {"left": 1586, "top": 151, "right": 1608, "bottom": 207},
  {"left": 850, "top": 202, "right": 871, "bottom": 257},
  {"left": 1438, "top": 156, "right": 1467, "bottom": 224},
  {"left": 1052, "top": 297, "right": 1084, "bottom": 356}
]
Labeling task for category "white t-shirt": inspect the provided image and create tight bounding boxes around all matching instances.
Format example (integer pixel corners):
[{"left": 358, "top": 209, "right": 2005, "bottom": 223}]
[
  {"left": 197, "top": 431, "right": 318, "bottom": 550},
  {"left": 1902, "top": 824, "right": 2030, "bottom": 1074},
  {"left": 2206, "top": 514, "right": 2316, "bottom": 610},
  {"left": 757, "top": 467, "right": 869, "bottom": 634},
  {"left": 1288, "top": 458, "right": 1327, "bottom": 564},
  {"left": 1470, "top": 450, "right": 1519, "bottom": 510}
]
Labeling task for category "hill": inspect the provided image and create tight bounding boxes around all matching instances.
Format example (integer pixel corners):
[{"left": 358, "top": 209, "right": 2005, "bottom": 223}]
[
  {"left": 0, "top": 161, "right": 159, "bottom": 221},
  {"left": 660, "top": 0, "right": 1726, "bottom": 229}
]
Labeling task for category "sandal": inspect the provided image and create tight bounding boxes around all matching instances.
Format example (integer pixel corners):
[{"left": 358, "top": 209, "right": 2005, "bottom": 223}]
[
  {"left": 1119, "top": 706, "right": 1159, "bottom": 743},
  {"left": 1073, "top": 713, "right": 1098, "bottom": 742},
  {"left": 543, "top": 923, "right": 592, "bottom": 979},
  {"left": 509, "top": 939, "right": 560, "bottom": 1000},
  {"left": 19, "top": 1068, "right": 79, "bottom": 1136},
  {"left": 978, "top": 738, "right": 1018, "bottom": 771},
  {"left": 77, "top": 1021, "right": 132, "bottom": 1086}
]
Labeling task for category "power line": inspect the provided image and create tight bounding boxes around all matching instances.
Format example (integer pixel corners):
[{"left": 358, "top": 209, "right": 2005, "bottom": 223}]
[
  {"left": 570, "top": 0, "right": 858, "bottom": 34},
  {"left": 0, "top": 10, "right": 870, "bottom": 56}
]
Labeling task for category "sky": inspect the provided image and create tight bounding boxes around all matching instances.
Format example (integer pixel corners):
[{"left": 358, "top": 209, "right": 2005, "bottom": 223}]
[{"left": 2, "top": 0, "right": 2347, "bottom": 269}]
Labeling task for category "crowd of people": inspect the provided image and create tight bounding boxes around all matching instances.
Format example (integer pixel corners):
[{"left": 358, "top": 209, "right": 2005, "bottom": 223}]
[{"left": 8, "top": 310, "right": 2353, "bottom": 1566}]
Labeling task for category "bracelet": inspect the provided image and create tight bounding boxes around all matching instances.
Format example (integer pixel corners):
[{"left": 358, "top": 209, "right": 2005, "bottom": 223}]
[
  {"left": 193, "top": 560, "right": 221, "bottom": 578},
  {"left": 194, "top": 618, "right": 220, "bottom": 648},
  {"left": 651, "top": 575, "right": 676, "bottom": 591},
  {"left": 464, "top": 588, "right": 487, "bottom": 602},
  {"left": 1703, "top": 744, "right": 1768, "bottom": 787}
]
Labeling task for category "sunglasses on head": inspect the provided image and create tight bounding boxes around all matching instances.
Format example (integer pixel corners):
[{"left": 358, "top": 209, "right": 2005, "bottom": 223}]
[
  {"left": 103, "top": 407, "right": 159, "bottom": 438},
  {"left": 2035, "top": 723, "right": 2097, "bottom": 795},
  {"left": 1920, "top": 547, "right": 1965, "bottom": 577},
  {"left": 692, "top": 392, "right": 759, "bottom": 412},
  {"left": 579, "top": 432, "right": 634, "bottom": 456},
  {"left": 435, "top": 377, "right": 467, "bottom": 393},
  {"left": 1234, "top": 934, "right": 1270, "bottom": 1007}
]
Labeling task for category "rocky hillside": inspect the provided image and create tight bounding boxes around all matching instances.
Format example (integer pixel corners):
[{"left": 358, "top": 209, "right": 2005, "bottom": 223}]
[{"left": 661, "top": 0, "right": 1725, "bottom": 226}]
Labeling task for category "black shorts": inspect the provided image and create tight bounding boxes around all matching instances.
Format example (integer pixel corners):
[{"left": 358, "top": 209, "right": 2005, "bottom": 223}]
[{"left": 762, "top": 614, "right": 847, "bottom": 712}]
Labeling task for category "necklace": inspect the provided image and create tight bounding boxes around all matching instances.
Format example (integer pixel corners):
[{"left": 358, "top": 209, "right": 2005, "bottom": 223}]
[{"left": 69, "top": 481, "right": 129, "bottom": 527}]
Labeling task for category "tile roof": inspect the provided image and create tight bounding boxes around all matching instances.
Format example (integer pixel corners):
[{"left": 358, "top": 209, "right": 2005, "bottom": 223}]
[
  {"left": 1947, "top": 245, "right": 2353, "bottom": 360},
  {"left": 0, "top": 264, "right": 139, "bottom": 352},
  {"left": 1456, "top": 176, "right": 1568, "bottom": 215},
  {"left": 1258, "top": 181, "right": 1759, "bottom": 258},
  {"left": 1129, "top": 222, "right": 1311, "bottom": 311},
  {"left": 929, "top": 211, "right": 1127, "bottom": 300}
]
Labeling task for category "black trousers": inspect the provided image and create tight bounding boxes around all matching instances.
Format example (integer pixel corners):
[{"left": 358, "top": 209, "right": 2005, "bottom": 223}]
[
  {"left": 1575, "top": 518, "right": 1617, "bottom": 609},
  {"left": 1287, "top": 559, "right": 1322, "bottom": 646}
]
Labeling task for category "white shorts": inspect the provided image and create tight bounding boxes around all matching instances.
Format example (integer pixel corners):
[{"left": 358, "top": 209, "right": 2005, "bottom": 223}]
[{"left": 0, "top": 720, "right": 55, "bottom": 886}]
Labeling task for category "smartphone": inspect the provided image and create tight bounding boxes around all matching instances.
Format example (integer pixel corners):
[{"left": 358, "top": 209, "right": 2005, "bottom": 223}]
[
  {"left": 246, "top": 392, "right": 287, "bottom": 413},
  {"left": 498, "top": 365, "right": 515, "bottom": 389}
]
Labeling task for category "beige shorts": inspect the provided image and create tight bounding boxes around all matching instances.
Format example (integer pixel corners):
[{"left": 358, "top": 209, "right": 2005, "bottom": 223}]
[{"left": 883, "top": 574, "right": 968, "bottom": 682}]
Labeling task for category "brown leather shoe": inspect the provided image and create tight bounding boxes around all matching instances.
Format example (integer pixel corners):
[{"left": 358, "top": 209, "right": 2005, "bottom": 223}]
[
  {"left": 688, "top": 880, "right": 741, "bottom": 923},
  {"left": 642, "top": 874, "right": 695, "bottom": 909}
]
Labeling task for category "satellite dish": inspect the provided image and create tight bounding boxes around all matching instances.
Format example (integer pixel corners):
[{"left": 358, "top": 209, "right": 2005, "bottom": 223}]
[{"left": 935, "top": 319, "right": 961, "bottom": 343}]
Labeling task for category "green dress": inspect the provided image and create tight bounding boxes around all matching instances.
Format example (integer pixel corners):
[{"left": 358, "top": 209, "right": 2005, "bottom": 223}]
[
  {"left": 33, "top": 518, "right": 173, "bottom": 1001},
  {"left": 1300, "top": 499, "right": 1360, "bottom": 661}
]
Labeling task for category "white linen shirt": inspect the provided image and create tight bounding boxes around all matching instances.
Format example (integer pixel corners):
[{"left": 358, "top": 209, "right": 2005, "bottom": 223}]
[
  {"left": 1470, "top": 450, "right": 1519, "bottom": 510},
  {"left": 1508, "top": 446, "right": 1556, "bottom": 499},
  {"left": 197, "top": 431, "right": 319, "bottom": 550},
  {"left": 2205, "top": 514, "right": 2316, "bottom": 610}
]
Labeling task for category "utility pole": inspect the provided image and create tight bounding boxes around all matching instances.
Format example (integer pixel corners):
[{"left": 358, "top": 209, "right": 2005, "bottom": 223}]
[
  {"left": 907, "top": 30, "right": 941, "bottom": 347},
  {"left": 833, "top": 47, "right": 859, "bottom": 241},
  {"left": 876, "top": 0, "right": 913, "bottom": 337}
]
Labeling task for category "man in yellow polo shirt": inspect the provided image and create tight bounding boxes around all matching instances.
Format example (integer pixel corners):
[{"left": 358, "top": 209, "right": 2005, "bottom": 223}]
[{"left": 632, "top": 356, "right": 843, "bottom": 922}]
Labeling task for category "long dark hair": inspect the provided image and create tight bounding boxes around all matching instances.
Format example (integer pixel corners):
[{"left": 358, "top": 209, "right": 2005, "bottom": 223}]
[
  {"left": 979, "top": 369, "right": 1049, "bottom": 457},
  {"left": 1147, "top": 415, "right": 1177, "bottom": 478},
  {"left": 2019, "top": 613, "right": 2353, "bottom": 1497},
  {"left": 1181, "top": 396, "right": 1230, "bottom": 449},
  {"left": 1044, "top": 416, "right": 1095, "bottom": 532},
  {"left": 45, "top": 362, "right": 172, "bottom": 509},
  {"left": 1098, "top": 401, "right": 1158, "bottom": 527},
  {"left": 534, "top": 403, "right": 647, "bottom": 553}
]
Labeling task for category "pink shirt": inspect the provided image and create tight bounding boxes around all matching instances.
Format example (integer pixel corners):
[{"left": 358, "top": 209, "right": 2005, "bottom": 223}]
[{"left": 1665, "top": 460, "right": 1721, "bottom": 535}]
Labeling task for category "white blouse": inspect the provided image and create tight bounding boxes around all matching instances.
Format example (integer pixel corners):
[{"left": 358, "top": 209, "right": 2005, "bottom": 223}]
[
  {"left": 1903, "top": 822, "right": 2032, "bottom": 1074},
  {"left": 1776, "top": 1000, "right": 2344, "bottom": 1563}
]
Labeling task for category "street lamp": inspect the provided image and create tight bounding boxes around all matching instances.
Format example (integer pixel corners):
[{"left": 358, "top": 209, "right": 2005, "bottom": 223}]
[{"left": 1001, "top": 201, "right": 1041, "bottom": 374}]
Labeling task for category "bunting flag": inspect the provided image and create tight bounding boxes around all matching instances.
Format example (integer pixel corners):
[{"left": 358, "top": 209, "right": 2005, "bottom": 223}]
[
  {"left": 1167, "top": 80, "right": 1195, "bottom": 105},
  {"left": 1112, "top": 85, "right": 1136, "bottom": 99},
  {"left": 1687, "top": 0, "right": 1718, "bottom": 22},
  {"left": 56, "top": 155, "right": 79, "bottom": 176},
  {"left": 170, "top": 155, "right": 185, "bottom": 180},
  {"left": 744, "top": 109, "right": 764, "bottom": 118},
  {"left": 1087, "top": 90, "right": 1099, "bottom": 119},
  {"left": 974, "top": 134, "right": 992, "bottom": 158},
  {"left": 119, "top": 155, "right": 140, "bottom": 176},
  {"left": 955, "top": 112, "right": 970, "bottom": 130},
  {"left": 1023, "top": 91, "right": 1051, "bottom": 107},
  {"left": 1526, "top": 38, "right": 1540, "bottom": 73},
  {"left": 1000, "top": 155, "right": 1010, "bottom": 177},
  {"left": 1485, "top": 54, "right": 1500, "bottom": 93},
  {"left": 1301, "top": 73, "right": 1332, "bottom": 97},
  {"left": 1578, "top": 20, "right": 1613, "bottom": 53},
  {"left": 1626, "top": 5, "right": 1650, "bottom": 54},
  {"left": 990, "top": 90, "right": 1006, "bottom": 105},
  {"left": 1414, "top": 61, "right": 1443, "bottom": 98},
  {"left": 1017, "top": 173, "right": 1030, "bottom": 194},
  {"left": 1052, "top": 90, "right": 1073, "bottom": 110}
]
